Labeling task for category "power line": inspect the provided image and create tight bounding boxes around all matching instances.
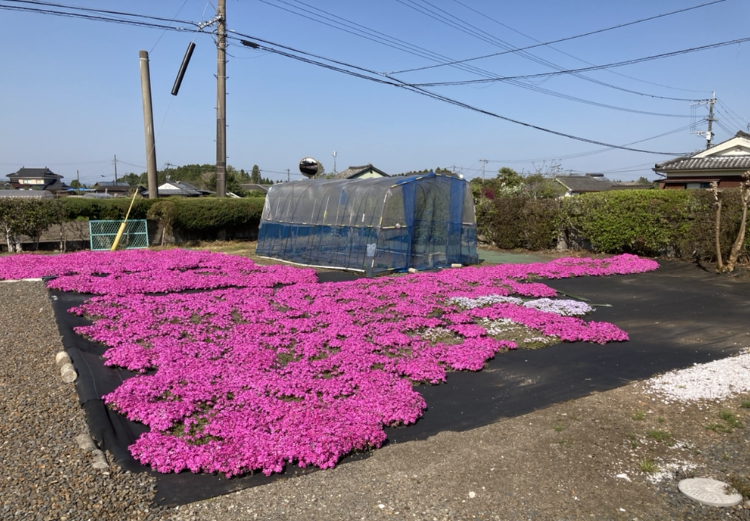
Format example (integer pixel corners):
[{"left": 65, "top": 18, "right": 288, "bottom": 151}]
[
  {"left": 2, "top": 1, "right": 691, "bottom": 156},
  {"left": 2, "top": 0, "right": 200, "bottom": 27},
  {"left": 0, "top": 3, "right": 196, "bottom": 31},
  {"left": 409, "top": 35, "right": 750, "bottom": 87},
  {"left": 232, "top": 33, "right": 686, "bottom": 155},
  {"left": 446, "top": 0, "right": 712, "bottom": 95},
  {"left": 717, "top": 100, "right": 747, "bottom": 126},
  {"left": 257, "top": 0, "right": 692, "bottom": 114},
  {"left": 392, "top": 0, "right": 709, "bottom": 101},
  {"left": 484, "top": 122, "right": 697, "bottom": 164},
  {"left": 392, "top": 0, "right": 723, "bottom": 77}
]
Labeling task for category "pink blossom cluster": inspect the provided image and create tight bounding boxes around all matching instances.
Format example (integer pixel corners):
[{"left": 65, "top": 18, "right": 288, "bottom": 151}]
[
  {"left": 57, "top": 251, "right": 658, "bottom": 477},
  {"left": 0, "top": 249, "right": 317, "bottom": 294}
]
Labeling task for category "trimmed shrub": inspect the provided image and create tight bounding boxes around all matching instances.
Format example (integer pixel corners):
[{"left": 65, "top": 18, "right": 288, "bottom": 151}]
[
  {"left": 478, "top": 195, "right": 561, "bottom": 250},
  {"left": 560, "top": 190, "right": 695, "bottom": 256},
  {"left": 475, "top": 189, "right": 749, "bottom": 261}
]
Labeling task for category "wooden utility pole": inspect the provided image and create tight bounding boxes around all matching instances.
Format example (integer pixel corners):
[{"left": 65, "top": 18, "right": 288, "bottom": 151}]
[
  {"left": 139, "top": 50, "right": 159, "bottom": 199},
  {"left": 215, "top": 0, "right": 227, "bottom": 197}
]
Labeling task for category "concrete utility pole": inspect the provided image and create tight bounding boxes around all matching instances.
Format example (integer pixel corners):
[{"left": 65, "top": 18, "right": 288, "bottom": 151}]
[
  {"left": 76, "top": 170, "right": 80, "bottom": 195},
  {"left": 139, "top": 50, "right": 159, "bottom": 199},
  {"left": 113, "top": 154, "right": 118, "bottom": 184},
  {"left": 215, "top": 0, "right": 227, "bottom": 197},
  {"left": 287, "top": 169, "right": 290, "bottom": 182},
  {"left": 480, "top": 159, "right": 488, "bottom": 179},
  {"left": 706, "top": 92, "right": 716, "bottom": 149}
]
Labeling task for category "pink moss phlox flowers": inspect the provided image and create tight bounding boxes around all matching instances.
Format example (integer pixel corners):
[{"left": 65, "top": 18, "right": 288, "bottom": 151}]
[{"left": 7, "top": 250, "right": 657, "bottom": 477}]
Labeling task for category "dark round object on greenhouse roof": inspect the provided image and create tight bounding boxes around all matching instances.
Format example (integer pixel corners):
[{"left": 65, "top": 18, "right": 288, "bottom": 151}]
[{"left": 299, "top": 157, "right": 321, "bottom": 178}]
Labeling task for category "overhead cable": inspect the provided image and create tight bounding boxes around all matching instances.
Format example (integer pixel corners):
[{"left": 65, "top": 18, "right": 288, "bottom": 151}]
[
  {"left": 410, "top": 35, "right": 750, "bottom": 88},
  {"left": 392, "top": 0, "right": 725, "bottom": 75},
  {"left": 0, "top": 1, "right": 691, "bottom": 155},
  {"left": 259, "top": 0, "right": 692, "bottom": 112},
  {"left": 232, "top": 34, "right": 686, "bottom": 155}
]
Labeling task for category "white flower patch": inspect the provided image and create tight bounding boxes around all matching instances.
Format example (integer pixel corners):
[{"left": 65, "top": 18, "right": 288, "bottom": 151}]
[
  {"left": 522, "top": 298, "right": 593, "bottom": 317},
  {"left": 447, "top": 295, "right": 522, "bottom": 309},
  {"left": 480, "top": 318, "right": 520, "bottom": 336},
  {"left": 645, "top": 460, "right": 698, "bottom": 484},
  {"left": 421, "top": 327, "right": 455, "bottom": 343},
  {"left": 643, "top": 348, "right": 750, "bottom": 402}
]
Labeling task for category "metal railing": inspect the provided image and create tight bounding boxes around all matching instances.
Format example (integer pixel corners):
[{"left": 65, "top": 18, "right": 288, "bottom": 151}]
[{"left": 89, "top": 220, "right": 149, "bottom": 251}]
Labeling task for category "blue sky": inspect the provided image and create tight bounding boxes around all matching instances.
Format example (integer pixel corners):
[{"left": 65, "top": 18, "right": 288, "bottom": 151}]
[{"left": 1, "top": 0, "right": 748, "bottom": 184}]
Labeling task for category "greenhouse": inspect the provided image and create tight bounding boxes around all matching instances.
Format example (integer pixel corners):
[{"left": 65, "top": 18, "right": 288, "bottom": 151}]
[{"left": 256, "top": 172, "right": 479, "bottom": 275}]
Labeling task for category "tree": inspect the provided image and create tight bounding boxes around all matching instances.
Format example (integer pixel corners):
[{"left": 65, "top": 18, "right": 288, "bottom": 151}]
[
  {"left": 497, "top": 167, "right": 523, "bottom": 189},
  {"left": 120, "top": 173, "right": 144, "bottom": 186},
  {"left": 250, "top": 165, "right": 262, "bottom": 184},
  {"left": 725, "top": 172, "right": 750, "bottom": 272}
]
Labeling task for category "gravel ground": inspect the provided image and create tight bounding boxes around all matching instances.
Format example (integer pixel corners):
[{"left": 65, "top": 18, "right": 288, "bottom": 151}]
[
  {"left": 0, "top": 281, "right": 164, "bottom": 521},
  {"left": 3, "top": 278, "right": 750, "bottom": 520}
]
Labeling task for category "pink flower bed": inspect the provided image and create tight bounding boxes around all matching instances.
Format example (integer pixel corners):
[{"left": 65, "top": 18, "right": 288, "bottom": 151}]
[
  {"left": 0, "top": 250, "right": 658, "bottom": 476},
  {"left": 0, "top": 249, "right": 317, "bottom": 295}
]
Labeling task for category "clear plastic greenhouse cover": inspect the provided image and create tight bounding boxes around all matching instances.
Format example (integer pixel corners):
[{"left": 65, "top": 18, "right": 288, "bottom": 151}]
[{"left": 256, "top": 172, "right": 479, "bottom": 275}]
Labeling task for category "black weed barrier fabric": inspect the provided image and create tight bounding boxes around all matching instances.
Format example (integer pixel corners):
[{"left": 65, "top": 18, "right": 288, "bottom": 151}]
[{"left": 48, "top": 261, "right": 750, "bottom": 506}]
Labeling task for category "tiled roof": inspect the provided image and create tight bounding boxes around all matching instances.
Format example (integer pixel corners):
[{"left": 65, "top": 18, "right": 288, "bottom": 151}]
[
  {"left": 96, "top": 181, "right": 132, "bottom": 187},
  {"left": 334, "top": 164, "right": 389, "bottom": 179},
  {"left": 555, "top": 175, "right": 614, "bottom": 192},
  {"left": 240, "top": 183, "right": 271, "bottom": 193},
  {"left": 8, "top": 167, "right": 62, "bottom": 179},
  {"left": 654, "top": 155, "right": 750, "bottom": 172},
  {"left": 0, "top": 190, "right": 54, "bottom": 199},
  {"left": 149, "top": 181, "right": 213, "bottom": 197}
]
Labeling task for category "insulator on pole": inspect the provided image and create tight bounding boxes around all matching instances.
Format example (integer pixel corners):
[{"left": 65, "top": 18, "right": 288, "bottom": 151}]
[{"left": 171, "top": 42, "right": 196, "bottom": 96}]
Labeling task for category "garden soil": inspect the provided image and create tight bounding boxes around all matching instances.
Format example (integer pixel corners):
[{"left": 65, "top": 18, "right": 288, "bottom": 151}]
[{"left": 8, "top": 254, "right": 750, "bottom": 519}]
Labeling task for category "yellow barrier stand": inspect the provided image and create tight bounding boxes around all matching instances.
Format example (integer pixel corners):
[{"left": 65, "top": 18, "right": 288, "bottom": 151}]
[{"left": 109, "top": 189, "right": 141, "bottom": 251}]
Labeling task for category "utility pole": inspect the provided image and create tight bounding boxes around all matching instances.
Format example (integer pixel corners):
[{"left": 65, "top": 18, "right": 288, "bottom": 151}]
[
  {"left": 113, "top": 154, "right": 118, "bottom": 184},
  {"left": 76, "top": 170, "right": 80, "bottom": 195},
  {"left": 480, "top": 159, "right": 488, "bottom": 180},
  {"left": 706, "top": 92, "right": 716, "bottom": 149},
  {"left": 287, "top": 169, "right": 290, "bottom": 182},
  {"left": 139, "top": 50, "right": 158, "bottom": 199},
  {"left": 215, "top": 0, "right": 227, "bottom": 197}
]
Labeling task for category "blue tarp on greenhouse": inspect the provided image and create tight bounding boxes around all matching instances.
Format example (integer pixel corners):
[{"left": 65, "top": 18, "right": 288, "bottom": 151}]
[{"left": 256, "top": 173, "right": 479, "bottom": 275}]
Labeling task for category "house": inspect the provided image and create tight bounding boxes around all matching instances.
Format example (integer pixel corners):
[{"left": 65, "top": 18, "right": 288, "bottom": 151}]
[
  {"left": 239, "top": 183, "right": 272, "bottom": 194},
  {"left": 654, "top": 131, "right": 750, "bottom": 189},
  {"left": 7, "top": 167, "right": 68, "bottom": 193},
  {"left": 554, "top": 174, "right": 615, "bottom": 196},
  {"left": 144, "top": 180, "right": 213, "bottom": 197},
  {"left": 92, "top": 182, "right": 145, "bottom": 197},
  {"left": 0, "top": 189, "right": 54, "bottom": 199},
  {"left": 554, "top": 174, "right": 654, "bottom": 196},
  {"left": 333, "top": 164, "right": 389, "bottom": 180}
]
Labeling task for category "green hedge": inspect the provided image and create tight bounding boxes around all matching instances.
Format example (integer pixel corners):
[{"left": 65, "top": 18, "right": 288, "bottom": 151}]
[
  {"left": 477, "top": 190, "right": 750, "bottom": 261},
  {"left": 61, "top": 197, "right": 265, "bottom": 233}
]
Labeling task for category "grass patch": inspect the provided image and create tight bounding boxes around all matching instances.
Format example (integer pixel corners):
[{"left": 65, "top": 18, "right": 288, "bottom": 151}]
[
  {"left": 553, "top": 424, "right": 566, "bottom": 432},
  {"left": 646, "top": 429, "right": 673, "bottom": 444},
  {"left": 631, "top": 411, "right": 645, "bottom": 421},
  {"left": 728, "top": 475, "right": 750, "bottom": 499},
  {"left": 740, "top": 400, "right": 750, "bottom": 409},
  {"left": 625, "top": 432, "right": 638, "bottom": 449},
  {"left": 639, "top": 458, "right": 659, "bottom": 473},
  {"left": 719, "top": 410, "right": 744, "bottom": 429},
  {"left": 657, "top": 416, "right": 665, "bottom": 423},
  {"left": 705, "top": 422, "right": 733, "bottom": 434}
]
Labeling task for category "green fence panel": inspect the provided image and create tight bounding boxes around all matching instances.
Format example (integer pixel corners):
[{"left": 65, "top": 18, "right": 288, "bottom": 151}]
[{"left": 89, "top": 220, "right": 149, "bottom": 251}]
